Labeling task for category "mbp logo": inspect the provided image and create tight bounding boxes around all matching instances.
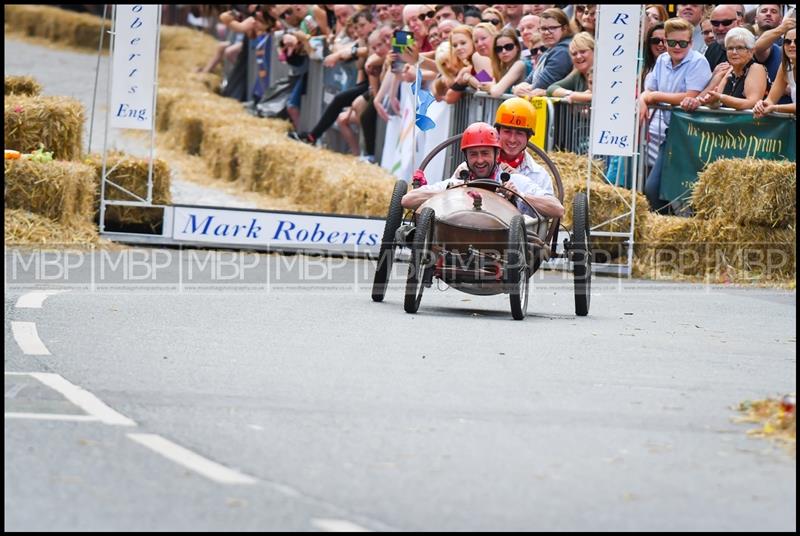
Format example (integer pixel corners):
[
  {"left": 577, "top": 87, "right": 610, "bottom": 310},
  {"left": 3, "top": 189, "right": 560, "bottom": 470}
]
[{"left": 7, "top": 250, "right": 90, "bottom": 287}]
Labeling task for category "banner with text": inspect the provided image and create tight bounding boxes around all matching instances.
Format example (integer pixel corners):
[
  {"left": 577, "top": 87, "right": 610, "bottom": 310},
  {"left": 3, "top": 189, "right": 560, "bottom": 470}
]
[
  {"left": 590, "top": 5, "right": 641, "bottom": 157},
  {"left": 660, "top": 111, "right": 796, "bottom": 203},
  {"left": 172, "top": 206, "right": 384, "bottom": 255},
  {"left": 110, "top": 4, "right": 159, "bottom": 130}
]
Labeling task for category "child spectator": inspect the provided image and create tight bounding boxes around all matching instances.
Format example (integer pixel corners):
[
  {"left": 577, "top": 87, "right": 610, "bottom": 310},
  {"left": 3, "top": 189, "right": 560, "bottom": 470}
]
[{"left": 639, "top": 17, "right": 711, "bottom": 214}]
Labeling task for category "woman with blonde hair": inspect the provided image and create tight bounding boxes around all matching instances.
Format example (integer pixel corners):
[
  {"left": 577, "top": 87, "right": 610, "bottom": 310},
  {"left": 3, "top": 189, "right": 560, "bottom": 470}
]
[
  {"left": 547, "top": 31, "right": 595, "bottom": 103},
  {"left": 486, "top": 28, "right": 526, "bottom": 97},
  {"left": 471, "top": 22, "right": 498, "bottom": 59}
]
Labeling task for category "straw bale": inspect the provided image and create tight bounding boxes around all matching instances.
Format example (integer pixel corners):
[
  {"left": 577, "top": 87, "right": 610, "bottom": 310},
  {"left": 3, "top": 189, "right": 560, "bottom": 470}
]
[
  {"left": 82, "top": 153, "right": 172, "bottom": 233},
  {"left": 5, "top": 75, "right": 42, "bottom": 96},
  {"left": 4, "top": 5, "right": 109, "bottom": 50},
  {"left": 4, "top": 95, "right": 85, "bottom": 161},
  {"left": 83, "top": 153, "right": 172, "bottom": 205},
  {"left": 166, "top": 96, "right": 261, "bottom": 155},
  {"left": 634, "top": 213, "right": 796, "bottom": 283},
  {"left": 4, "top": 159, "right": 97, "bottom": 225},
  {"left": 5, "top": 208, "right": 100, "bottom": 246},
  {"left": 201, "top": 125, "right": 248, "bottom": 182},
  {"left": 691, "top": 158, "right": 796, "bottom": 227}
]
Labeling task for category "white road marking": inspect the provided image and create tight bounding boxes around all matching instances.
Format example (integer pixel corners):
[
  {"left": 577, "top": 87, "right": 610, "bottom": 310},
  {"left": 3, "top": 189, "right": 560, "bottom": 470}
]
[
  {"left": 15, "top": 289, "right": 70, "bottom": 308},
  {"left": 127, "top": 433, "right": 258, "bottom": 485},
  {"left": 311, "top": 519, "right": 372, "bottom": 532},
  {"left": 11, "top": 322, "right": 51, "bottom": 355},
  {"left": 5, "top": 412, "right": 98, "bottom": 422},
  {"left": 27, "top": 372, "right": 136, "bottom": 426}
]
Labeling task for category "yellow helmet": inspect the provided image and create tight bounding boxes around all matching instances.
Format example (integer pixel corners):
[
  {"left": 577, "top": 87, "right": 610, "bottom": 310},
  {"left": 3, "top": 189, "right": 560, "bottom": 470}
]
[{"left": 494, "top": 97, "right": 536, "bottom": 135}]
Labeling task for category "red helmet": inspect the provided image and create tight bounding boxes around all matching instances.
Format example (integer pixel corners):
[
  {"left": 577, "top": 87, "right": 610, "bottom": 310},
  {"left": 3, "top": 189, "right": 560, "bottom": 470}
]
[{"left": 460, "top": 122, "right": 502, "bottom": 151}]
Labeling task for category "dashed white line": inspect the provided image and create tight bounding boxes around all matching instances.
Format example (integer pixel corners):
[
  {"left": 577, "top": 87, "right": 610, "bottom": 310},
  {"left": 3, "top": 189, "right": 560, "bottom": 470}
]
[
  {"left": 127, "top": 433, "right": 258, "bottom": 485},
  {"left": 311, "top": 518, "right": 372, "bottom": 532},
  {"left": 28, "top": 372, "right": 136, "bottom": 426},
  {"left": 11, "top": 321, "right": 51, "bottom": 355},
  {"left": 15, "top": 289, "right": 70, "bottom": 308}
]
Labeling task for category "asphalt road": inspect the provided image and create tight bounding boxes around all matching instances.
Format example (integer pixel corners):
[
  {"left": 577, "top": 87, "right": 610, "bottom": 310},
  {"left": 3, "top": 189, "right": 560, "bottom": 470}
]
[{"left": 4, "top": 248, "right": 796, "bottom": 531}]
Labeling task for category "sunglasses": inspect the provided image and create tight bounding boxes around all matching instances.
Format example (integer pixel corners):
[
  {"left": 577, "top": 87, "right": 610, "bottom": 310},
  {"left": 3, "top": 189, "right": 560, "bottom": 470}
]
[
  {"left": 418, "top": 11, "right": 436, "bottom": 21},
  {"left": 710, "top": 18, "right": 735, "bottom": 27},
  {"left": 482, "top": 18, "right": 501, "bottom": 25},
  {"left": 784, "top": 38, "right": 796, "bottom": 46},
  {"left": 531, "top": 45, "right": 547, "bottom": 54},
  {"left": 649, "top": 37, "right": 665, "bottom": 46},
  {"left": 666, "top": 39, "right": 690, "bottom": 48},
  {"left": 494, "top": 42, "right": 517, "bottom": 53}
]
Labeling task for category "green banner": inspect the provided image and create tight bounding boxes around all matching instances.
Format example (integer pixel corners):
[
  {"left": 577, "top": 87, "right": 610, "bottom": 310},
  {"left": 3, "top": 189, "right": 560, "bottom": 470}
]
[{"left": 660, "top": 111, "right": 796, "bottom": 203}]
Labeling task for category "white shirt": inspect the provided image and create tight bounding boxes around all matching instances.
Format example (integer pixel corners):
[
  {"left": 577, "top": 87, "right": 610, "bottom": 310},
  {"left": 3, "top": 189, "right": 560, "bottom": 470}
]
[{"left": 417, "top": 164, "right": 550, "bottom": 217}]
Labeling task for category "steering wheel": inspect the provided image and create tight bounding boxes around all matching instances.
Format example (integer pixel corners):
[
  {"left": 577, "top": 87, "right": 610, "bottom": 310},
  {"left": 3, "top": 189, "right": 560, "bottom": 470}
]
[{"left": 459, "top": 179, "right": 543, "bottom": 220}]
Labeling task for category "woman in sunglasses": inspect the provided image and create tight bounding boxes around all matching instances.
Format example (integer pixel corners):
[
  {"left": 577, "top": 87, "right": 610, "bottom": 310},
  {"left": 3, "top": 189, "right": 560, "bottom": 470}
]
[
  {"left": 640, "top": 23, "right": 667, "bottom": 91},
  {"left": 753, "top": 26, "right": 797, "bottom": 117},
  {"left": 486, "top": 28, "right": 526, "bottom": 97},
  {"left": 697, "top": 28, "right": 768, "bottom": 110},
  {"left": 547, "top": 31, "right": 595, "bottom": 103},
  {"left": 481, "top": 7, "right": 505, "bottom": 31},
  {"left": 639, "top": 17, "right": 712, "bottom": 214},
  {"left": 512, "top": 8, "right": 575, "bottom": 97}
]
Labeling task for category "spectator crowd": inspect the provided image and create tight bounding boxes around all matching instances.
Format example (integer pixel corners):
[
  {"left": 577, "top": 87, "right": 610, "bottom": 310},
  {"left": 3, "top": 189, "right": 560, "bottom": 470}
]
[{"left": 182, "top": 4, "right": 795, "bottom": 214}]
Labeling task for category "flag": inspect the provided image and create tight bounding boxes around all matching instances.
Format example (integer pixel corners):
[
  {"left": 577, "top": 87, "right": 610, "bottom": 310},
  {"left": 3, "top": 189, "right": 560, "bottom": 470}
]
[{"left": 411, "top": 66, "right": 436, "bottom": 132}]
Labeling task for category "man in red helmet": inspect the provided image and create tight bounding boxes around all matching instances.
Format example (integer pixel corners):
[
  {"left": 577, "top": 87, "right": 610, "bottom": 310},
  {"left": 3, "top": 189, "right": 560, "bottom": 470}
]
[{"left": 401, "top": 122, "right": 564, "bottom": 219}]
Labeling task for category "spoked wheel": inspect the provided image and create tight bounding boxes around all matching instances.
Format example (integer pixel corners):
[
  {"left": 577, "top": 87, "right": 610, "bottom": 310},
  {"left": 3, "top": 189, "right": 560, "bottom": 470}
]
[
  {"left": 572, "top": 192, "right": 591, "bottom": 316},
  {"left": 404, "top": 207, "right": 435, "bottom": 314},
  {"left": 506, "top": 215, "right": 530, "bottom": 320},
  {"left": 372, "top": 179, "right": 408, "bottom": 302}
]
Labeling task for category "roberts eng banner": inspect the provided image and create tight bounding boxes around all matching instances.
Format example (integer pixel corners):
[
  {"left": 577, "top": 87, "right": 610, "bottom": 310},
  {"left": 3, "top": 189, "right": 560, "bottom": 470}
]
[{"left": 660, "top": 110, "right": 796, "bottom": 203}]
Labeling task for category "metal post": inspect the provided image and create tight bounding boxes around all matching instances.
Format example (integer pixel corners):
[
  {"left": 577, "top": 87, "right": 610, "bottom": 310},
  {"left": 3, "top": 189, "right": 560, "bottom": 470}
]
[
  {"left": 146, "top": 6, "right": 162, "bottom": 204},
  {"left": 88, "top": 4, "right": 108, "bottom": 155},
  {"left": 99, "top": 5, "right": 117, "bottom": 234}
]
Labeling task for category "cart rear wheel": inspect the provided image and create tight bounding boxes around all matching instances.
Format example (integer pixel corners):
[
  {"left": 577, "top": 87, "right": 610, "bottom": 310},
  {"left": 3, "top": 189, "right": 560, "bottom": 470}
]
[
  {"left": 372, "top": 179, "right": 408, "bottom": 302},
  {"left": 507, "top": 215, "right": 529, "bottom": 320},
  {"left": 404, "top": 207, "right": 435, "bottom": 314},
  {"left": 572, "top": 192, "right": 591, "bottom": 316}
]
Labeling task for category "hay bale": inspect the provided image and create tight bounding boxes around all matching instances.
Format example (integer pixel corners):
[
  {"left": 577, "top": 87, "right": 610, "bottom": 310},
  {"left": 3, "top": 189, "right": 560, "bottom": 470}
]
[
  {"left": 83, "top": 152, "right": 171, "bottom": 233},
  {"left": 166, "top": 95, "right": 261, "bottom": 154},
  {"left": 84, "top": 152, "right": 171, "bottom": 205},
  {"left": 5, "top": 75, "right": 42, "bottom": 96},
  {"left": 691, "top": 158, "right": 796, "bottom": 227},
  {"left": 5, "top": 208, "right": 99, "bottom": 246},
  {"left": 4, "top": 5, "right": 109, "bottom": 50},
  {"left": 634, "top": 213, "right": 796, "bottom": 283},
  {"left": 4, "top": 95, "right": 85, "bottom": 161},
  {"left": 4, "top": 159, "right": 97, "bottom": 225}
]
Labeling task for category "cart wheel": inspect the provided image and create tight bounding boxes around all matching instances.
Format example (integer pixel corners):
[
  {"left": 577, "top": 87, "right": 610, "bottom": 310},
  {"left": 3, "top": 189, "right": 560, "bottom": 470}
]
[
  {"left": 572, "top": 192, "right": 591, "bottom": 316},
  {"left": 404, "top": 207, "right": 435, "bottom": 314},
  {"left": 507, "top": 215, "right": 529, "bottom": 320},
  {"left": 372, "top": 179, "right": 408, "bottom": 302}
]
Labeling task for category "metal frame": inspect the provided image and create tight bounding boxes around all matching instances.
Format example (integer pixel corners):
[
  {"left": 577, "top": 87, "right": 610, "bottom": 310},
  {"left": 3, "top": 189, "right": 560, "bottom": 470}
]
[{"left": 98, "top": 5, "right": 162, "bottom": 235}]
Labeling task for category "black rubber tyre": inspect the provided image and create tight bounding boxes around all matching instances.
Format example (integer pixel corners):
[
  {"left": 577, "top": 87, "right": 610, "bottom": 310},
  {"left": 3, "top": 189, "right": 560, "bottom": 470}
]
[
  {"left": 404, "top": 207, "right": 435, "bottom": 314},
  {"left": 572, "top": 192, "right": 591, "bottom": 316},
  {"left": 372, "top": 179, "right": 408, "bottom": 302},
  {"left": 507, "top": 215, "right": 530, "bottom": 320}
]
